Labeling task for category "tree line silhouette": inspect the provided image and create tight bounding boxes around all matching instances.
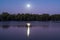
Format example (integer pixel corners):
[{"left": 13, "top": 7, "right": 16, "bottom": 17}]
[{"left": 0, "top": 12, "right": 60, "bottom": 21}]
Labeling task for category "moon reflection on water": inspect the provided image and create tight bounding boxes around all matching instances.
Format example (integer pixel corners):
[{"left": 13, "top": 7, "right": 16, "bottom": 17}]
[{"left": 26, "top": 23, "right": 30, "bottom": 37}]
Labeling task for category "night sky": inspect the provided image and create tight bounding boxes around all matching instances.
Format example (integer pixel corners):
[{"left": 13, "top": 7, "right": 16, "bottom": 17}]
[{"left": 0, "top": 0, "right": 60, "bottom": 14}]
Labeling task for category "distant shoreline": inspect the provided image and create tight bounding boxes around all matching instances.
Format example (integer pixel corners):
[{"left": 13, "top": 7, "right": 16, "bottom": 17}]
[{"left": 0, "top": 12, "right": 60, "bottom": 21}]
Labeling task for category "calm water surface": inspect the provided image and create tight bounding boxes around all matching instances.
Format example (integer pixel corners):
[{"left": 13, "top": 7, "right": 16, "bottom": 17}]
[{"left": 0, "top": 21, "right": 60, "bottom": 40}]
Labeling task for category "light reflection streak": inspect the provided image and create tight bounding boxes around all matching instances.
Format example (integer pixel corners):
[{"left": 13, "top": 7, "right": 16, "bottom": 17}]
[
  {"left": 27, "top": 26, "right": 30, "bottom": 37},
  {"left": 26, "top": 23, "right": 30, "bottom": 37}
]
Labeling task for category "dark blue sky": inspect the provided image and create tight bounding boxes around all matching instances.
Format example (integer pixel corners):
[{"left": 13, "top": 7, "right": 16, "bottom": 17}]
[{"left": 0, "top": 0, "right": 60, "bottom": 14}]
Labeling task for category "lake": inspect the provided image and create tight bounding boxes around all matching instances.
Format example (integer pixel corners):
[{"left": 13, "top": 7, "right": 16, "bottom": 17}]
[{"left": 0, "top": 21, "right": 60, "bottom": 40}]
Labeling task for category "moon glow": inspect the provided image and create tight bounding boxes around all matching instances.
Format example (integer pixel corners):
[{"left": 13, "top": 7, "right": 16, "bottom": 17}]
[{"left": 27, "top": 4, "right": 31, "bottom": 8}]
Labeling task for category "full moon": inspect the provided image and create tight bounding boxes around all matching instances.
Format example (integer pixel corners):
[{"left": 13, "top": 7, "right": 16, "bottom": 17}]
[{"left": 27, "top": 4, "right": 30, "bottom": 8}]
